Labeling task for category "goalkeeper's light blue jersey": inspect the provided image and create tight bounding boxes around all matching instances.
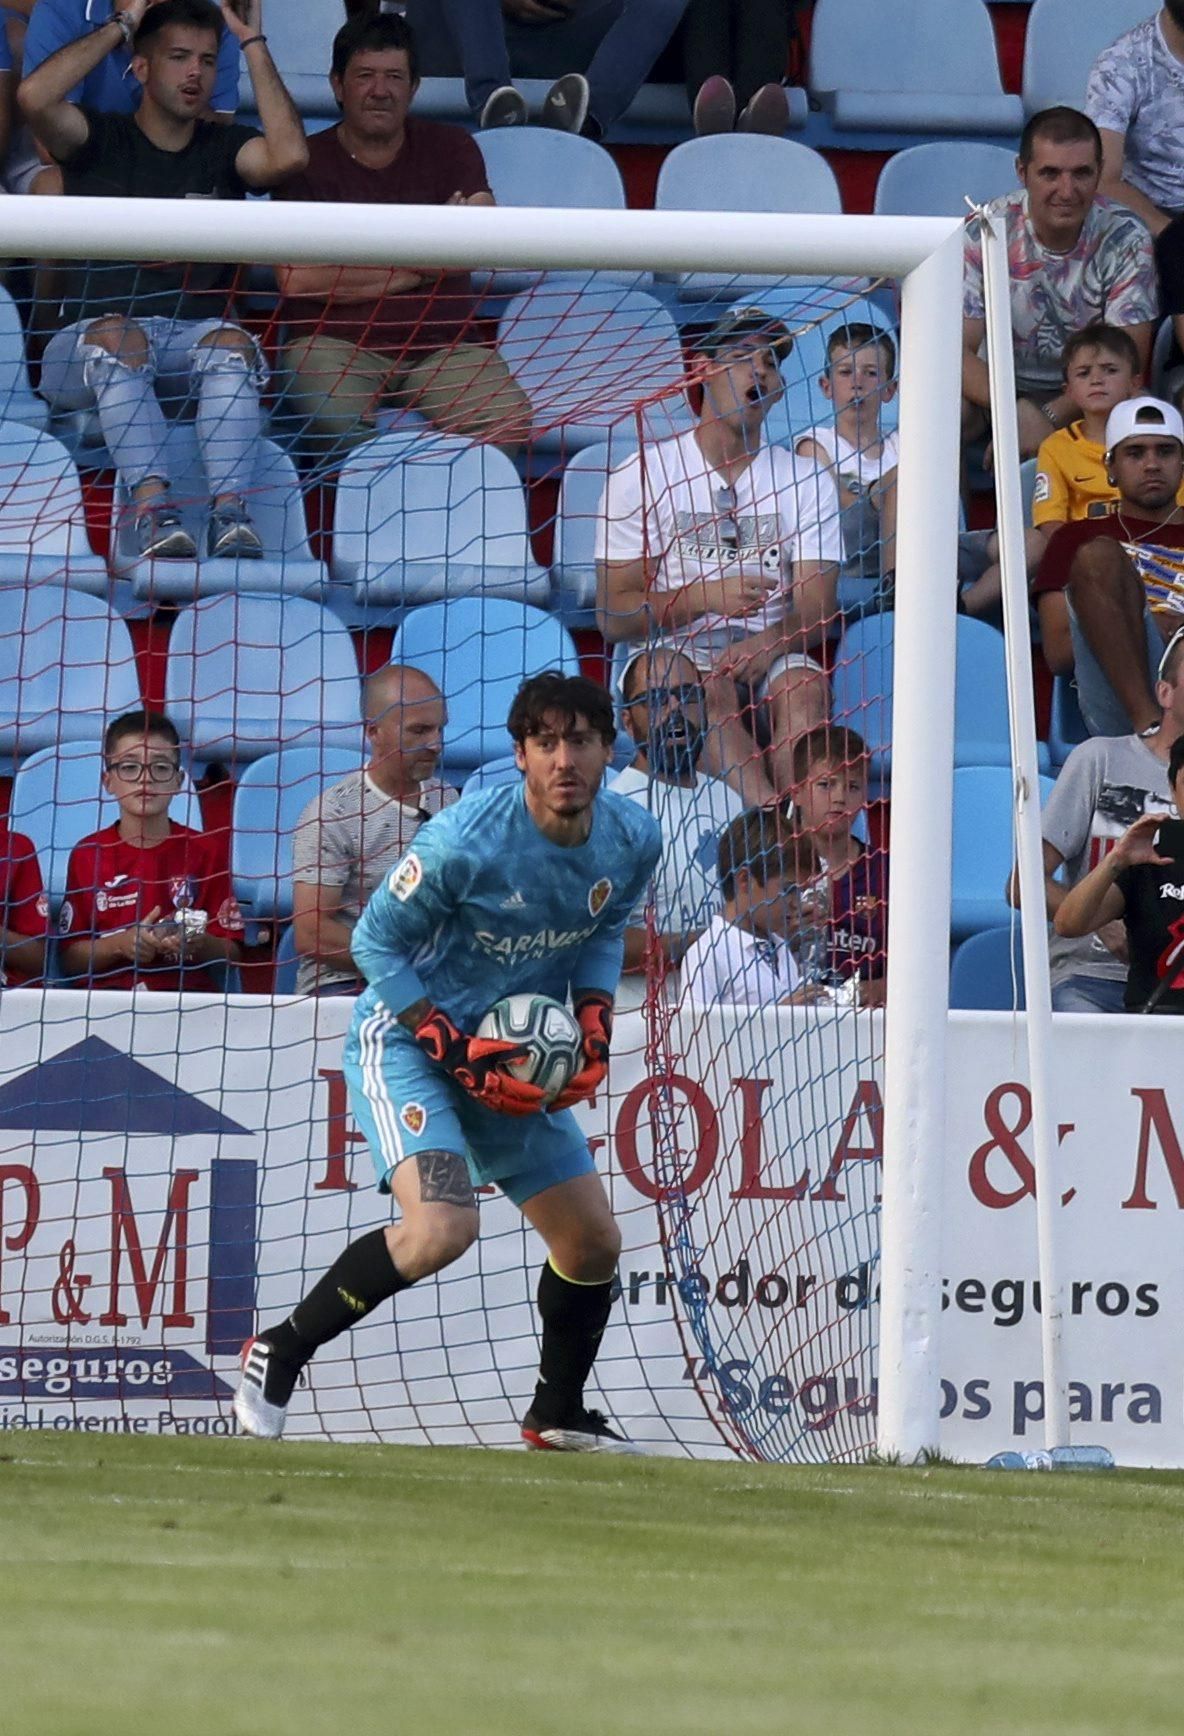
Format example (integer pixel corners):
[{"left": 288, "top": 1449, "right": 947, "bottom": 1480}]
[{"left": 350, "top": 781, "right": 662, "bottom": 1032}]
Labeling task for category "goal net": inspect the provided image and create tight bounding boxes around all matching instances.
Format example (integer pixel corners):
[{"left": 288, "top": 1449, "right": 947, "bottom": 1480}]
[{"left": 0, "top": 196, "right": 964, "bottom": 1460}]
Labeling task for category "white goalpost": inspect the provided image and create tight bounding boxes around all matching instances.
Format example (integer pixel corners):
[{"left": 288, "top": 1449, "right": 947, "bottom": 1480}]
[{"left": 5, "top": 195, "right": 989, "bottom": 1459}]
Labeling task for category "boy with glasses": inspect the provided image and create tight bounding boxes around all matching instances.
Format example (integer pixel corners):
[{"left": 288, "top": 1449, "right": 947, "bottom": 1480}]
[{"left": 58, "top": 709, "right": 243, "bottom": 990}]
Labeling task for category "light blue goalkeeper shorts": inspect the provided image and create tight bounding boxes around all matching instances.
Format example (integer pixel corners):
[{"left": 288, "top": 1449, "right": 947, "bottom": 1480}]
[{"left": 344, "top": 1009, "right": 594, "bottom": 1208}]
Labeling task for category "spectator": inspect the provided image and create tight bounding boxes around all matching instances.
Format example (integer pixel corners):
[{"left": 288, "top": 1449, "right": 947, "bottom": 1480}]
[
  {"left": 596, "top": 305, "right": 841, "bottom": 690},
  {"left": 1054, "top": 730, "right": 1184, "bottom": 1013},
  {"left": 19, "top": 0, "right": 241, "bottom": 195},
  {"left": 0, "top": 814, "right": 49, "bottom": 986},
  {"left": 291, "top": 664, "right": 457, "bottom": 997},
  {"left": 275, "top": 10, "right": 531, "bottom": 460},
  {"left": 1008, "top": 623, "right": 1184, "bottom": 1011},
  {"left": 795, "top": 321, "right": 898, "bottom": 599},
  {"left": 402, "top": 0, "right": 689, "bottom": 141},
  {"left": 1034, "top": 397, "right": 1184, "bottom": 737},
  {"left": 966, "top": 322, "right": 1148, "bottom": 620},
  {"left": 684, "top": 0, "right": 796, "bottom": 136},
  {"left": 58, "top": 710, "right": 243, "bottom": 991},
  {"left": 762, "top": 650, "right": 831, "bottom": 802},
  {"left": 612, "top": 646, "right": 747, "bottom": 972},
  {"left": 681, "top": 804, "right": 823, "bottom": 1006},
  {"left": 789, "top": 725, "right": 887, "bottom": 1003},
  {"left": 962, "top": 108, "right": 1157, "bottom": 460},
  {"left": 1087, "top": 5, "right": 1184, "bottom": 239},
  {"left": 23, "top": 0, "right": 307, "bottom": 560}
]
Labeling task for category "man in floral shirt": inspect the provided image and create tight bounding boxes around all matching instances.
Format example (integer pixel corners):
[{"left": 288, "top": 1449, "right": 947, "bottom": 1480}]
[{"left": 962, "top": 106, "right": 1157, "bottom": 461}]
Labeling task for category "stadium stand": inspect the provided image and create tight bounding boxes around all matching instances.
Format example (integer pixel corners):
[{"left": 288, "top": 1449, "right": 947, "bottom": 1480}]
[
  {"left": 951, "top": 765, "right": 1057, "bottom": 940},
  {"left": 164, "top": 594, "right": 362, "bottom": 766},
  {"left": 809, "top": 0, "right": 1024, "bottom": 136},
  {"left": 108, "top": 424, "right": 329, "bottom": 606},
  {"left": 10, "top": 740, "right": 203, "bottom": 909},
  {"left": 473, "top": 129, "right": 640, "bottom": 295},
  {"left": 231, "top": 747, "right": 360, "bottom": 923},
  {"left": 1046, "top": 673, "right": 1089, "bottom": 768},
  {"left": 550, "top": 436, "right": 637, "bottom": 623},
  {"left": 0, "top": 286, "right": 48, "bottom": 432},
  {"left": 329, "top": 430, "right": 551, "bottom": 613},
  {"left": 654, "top": 135, "right": 842, "bottom": 300},
  {"left": 0, "top": 584, "right": 141, "bottom": 760},
  {"left": 1021, "top": 0, "right": 1152, "bottom": 117},
  {"left": 0, "top": 423, "right": 108, "bottom": 594},
  {"left": 949, "top": 923, "right": 1027, "bottom": 1010},
  {"left": 873, "top": 140, "right": 1018, "bottom": 216},
  {"left": 495, "top": 282, "right": 693, "bottom": 454},
  {"left": 237, "top": 0, "right": 339, "bottom": 118},
  {"left": 391, "top": 598, "right": 581, "bottom": 773}
]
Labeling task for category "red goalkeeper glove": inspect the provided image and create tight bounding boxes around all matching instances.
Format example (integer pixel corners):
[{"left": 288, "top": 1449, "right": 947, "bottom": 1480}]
[
  {"left": 413, "top": 1006, "right": 547, "bottom": 1117},
  {"left": 549, "top": 991, "right": 613, "bottom": 1111}
]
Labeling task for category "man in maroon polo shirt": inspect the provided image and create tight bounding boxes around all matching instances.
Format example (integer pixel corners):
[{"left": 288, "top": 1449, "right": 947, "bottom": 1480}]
[{"left": 276, "top": 9, "right": 531, "bottom": 458}]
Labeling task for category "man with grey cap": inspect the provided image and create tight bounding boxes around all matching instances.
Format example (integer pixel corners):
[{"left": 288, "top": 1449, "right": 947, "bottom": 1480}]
[
  {"left": 612, "top": 645, "right": 747, "bottom": 972},
  {"left": 1034, "top": 395, "right": 1184, "bottom": 735},
  {"left": 291, "top": 663, "right": 457, "bottom": 994},
  {"left": 594, "top": 305, "right": 842, "bottom": 691}
]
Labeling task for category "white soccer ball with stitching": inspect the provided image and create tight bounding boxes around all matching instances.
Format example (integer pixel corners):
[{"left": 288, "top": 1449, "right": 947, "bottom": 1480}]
[{"left": 476, "top": 993, "right": 583, "bottom": 1103}]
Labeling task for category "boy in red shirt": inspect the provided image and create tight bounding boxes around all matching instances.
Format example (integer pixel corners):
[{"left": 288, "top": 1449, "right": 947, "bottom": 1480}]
[
  {"left": 59, "top": 710, "right": 243, "bottom": 992},
  {"left": 0, "top": 821, "right": 49, "bottom": 986}
]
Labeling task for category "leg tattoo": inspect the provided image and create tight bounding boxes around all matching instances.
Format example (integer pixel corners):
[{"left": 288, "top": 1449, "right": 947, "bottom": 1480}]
[{"left": 416, "top": 1149, "right": 478, "bottom": 1210}]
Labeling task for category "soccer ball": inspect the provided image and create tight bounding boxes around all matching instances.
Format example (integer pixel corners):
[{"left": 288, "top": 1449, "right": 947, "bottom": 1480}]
[{"left": 476, "top": 994, "right": 583, "bottom": 1103}]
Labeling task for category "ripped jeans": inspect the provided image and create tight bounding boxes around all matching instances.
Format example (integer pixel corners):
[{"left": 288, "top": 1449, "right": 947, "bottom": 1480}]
[{"left": 40, "top": 315, "right": 267, "bottom": 500}]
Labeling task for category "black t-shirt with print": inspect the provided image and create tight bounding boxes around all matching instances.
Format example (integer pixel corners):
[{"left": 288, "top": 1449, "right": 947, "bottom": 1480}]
[
  {"left": 57, "top": 109, "right": 259, "bottom": 324},
  {"left": 1115, "top": 855, "right": 1184, "bottom": 1011}
]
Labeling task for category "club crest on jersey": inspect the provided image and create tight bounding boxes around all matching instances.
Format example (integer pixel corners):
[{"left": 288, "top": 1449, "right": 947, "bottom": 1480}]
[
  {"left": 588, "top": 877, "right": 613, "bottom": 917},
  {"left": 400, "top": 1102, "right": 427, "bottom": 1136},
  {"left": 390, "top": 853, "right": 422, "bottom": 903},
  {"left": 57, "top": 899, "right": 73, "bottom": 935},
  {"left": 170, "top": 875, "right": 197, "bottom": 910}
]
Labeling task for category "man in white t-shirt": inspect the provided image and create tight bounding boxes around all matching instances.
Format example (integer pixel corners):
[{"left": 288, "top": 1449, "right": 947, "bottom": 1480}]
[
  {"left": 595, "top": 306, "right": 842, "bottom": 690},
  {"left": 681, "top": 804, "right": 823, "bottom": 1006},
  {"left": 290, "top": 663, "right": 458, "bottom": 994},
  {"left": 1087, "top": 7, "right": 1184, "bottom": 238},
  {"left": 612, "top": 646, "right": 746, "bottom": 972}
]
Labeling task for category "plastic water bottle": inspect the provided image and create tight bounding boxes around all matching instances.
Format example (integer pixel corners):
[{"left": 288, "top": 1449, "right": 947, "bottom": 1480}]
[
  {"left": 1049, "top": 1445, "right": 1115, "bottom": 1471},
  {"left": 984, "top": 1449, "right": 1053, "bottom": 1470}
]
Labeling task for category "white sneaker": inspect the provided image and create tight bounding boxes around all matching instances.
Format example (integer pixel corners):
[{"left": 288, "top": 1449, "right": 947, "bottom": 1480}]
[{"left": 233, "top": 1334, "right": 301, "bottom": 1439}]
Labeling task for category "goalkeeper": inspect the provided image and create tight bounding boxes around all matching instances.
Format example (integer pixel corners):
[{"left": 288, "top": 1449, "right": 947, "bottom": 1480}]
[{"left": 235, "top": 672, "right": 661, "bottom": 1452}]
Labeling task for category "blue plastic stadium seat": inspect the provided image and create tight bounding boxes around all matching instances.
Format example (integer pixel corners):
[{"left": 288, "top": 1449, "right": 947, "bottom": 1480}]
[
  {"left": 473, "top": 131, "right": 641, "bottom": 295},
  {"left": 809, "top": 0, "right": 1023, "bottom": 135},
  {"left": 165, "top": 593, "right": 363, "bottom": 766},
  {"left": 496, "top": 283, "right": 693, "bottom": 454},
  {"left": 951, "top": 765, "right": 1056, "bottom": 940},
  {"left": 0, "top": 584, "right": 141, "bottom": 761},
  {"left": 108, "top": 424, "right": 327, "bottom": 605},
  {"left": 329, "top": 430, "right": 550, "bottom": 611},
  {"left": 231, "top": 746, "right": 360, "bottom": 921},
  {"left": 654, "top": 136, "right": 842, "bottom": 301},
  {"left": 550, "top": 436, "right": 638, "bottom": 623},
  {"left": 237, "top": 0, "right": 339, "bottom": 114},
  {"left": 10, "top": 741, "right": 202, "bottom": 908},
  {"left": 0, "top": 286, "right": 47, "bottom": 432},
  {"left": 949, "top": 923, "right": 1027, "bottom": 1010},
  {"left": 392, "top": 598, "right": 580, "bottom": 772},
  {"left": 831, "top": 614, "right": 1053, "bottom": 780},
  {"left": 0, "top": 421, "right": 108, "bottom": 594},
  {"left": 873, "top": 141, "right": 1018, "bottom": 217},
  {"left": 1022, "top": 0, "right": 1151, "bottom": 115},
  {"left": 1047, "top": 673, "right": 1089, "bottom": 768},
  {"left": 761, "top": 291, "right": 900, "bottom": 453}
]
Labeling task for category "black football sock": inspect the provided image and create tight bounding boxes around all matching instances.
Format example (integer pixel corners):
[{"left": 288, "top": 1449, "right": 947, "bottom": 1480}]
[
  {"left": 266, "top": 1229, "right": 413, "bottom": 1367},
  {"left": 530, "top": 1258, "right": 615, "bottom": 1425}
]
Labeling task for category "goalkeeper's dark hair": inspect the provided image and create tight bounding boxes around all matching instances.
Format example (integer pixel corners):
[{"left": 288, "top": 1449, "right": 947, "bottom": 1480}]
[
  {"left": 718, "top": 807, "right": 820, "bottom": 902},
  {"left": 332, "top": 10, "right": 419, "bottom": 83},
  {"left": 104, "top": 710, "right": 181, "bottom": 760},
  {"left": 134, "top": 0, "right": 223, "bottom": 52},
  {"left": 507, "top": 672, "right": 616, "bottom": 747}
]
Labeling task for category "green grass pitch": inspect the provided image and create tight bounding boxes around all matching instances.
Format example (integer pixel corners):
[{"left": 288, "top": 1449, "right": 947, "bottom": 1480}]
[{"left": 4, "top": 1435, "right": 1184, "bottom": 1736}]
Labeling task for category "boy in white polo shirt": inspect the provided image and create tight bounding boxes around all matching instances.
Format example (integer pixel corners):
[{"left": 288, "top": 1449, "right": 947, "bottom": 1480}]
[{"left": 682, "top": 805, "right": 825, "bottom": 1006}]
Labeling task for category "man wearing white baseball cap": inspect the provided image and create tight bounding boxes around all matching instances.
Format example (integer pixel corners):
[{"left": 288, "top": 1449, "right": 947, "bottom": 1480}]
[{"left": 1034, "top": 394, "right": 1184, "bottom": 735}]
